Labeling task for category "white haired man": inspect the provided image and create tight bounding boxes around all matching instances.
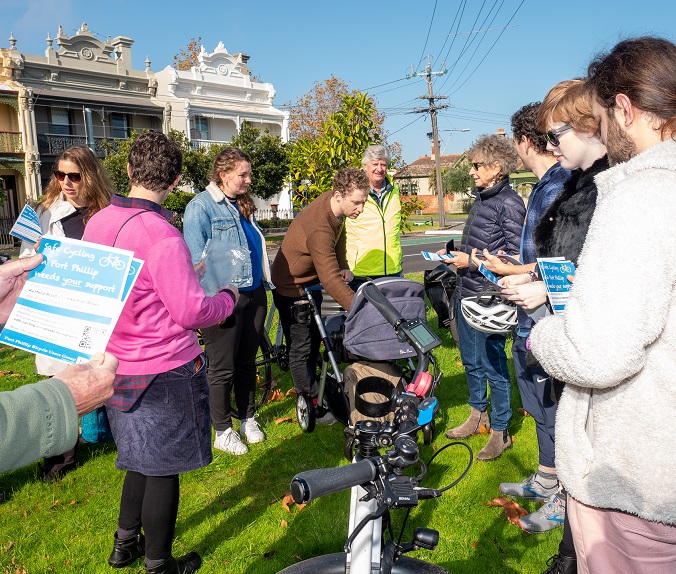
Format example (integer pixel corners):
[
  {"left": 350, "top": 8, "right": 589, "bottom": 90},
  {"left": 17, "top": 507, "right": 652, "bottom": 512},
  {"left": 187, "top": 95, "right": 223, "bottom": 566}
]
[{"left": 345, "top": 144, "right": 402, "bottom": 289}]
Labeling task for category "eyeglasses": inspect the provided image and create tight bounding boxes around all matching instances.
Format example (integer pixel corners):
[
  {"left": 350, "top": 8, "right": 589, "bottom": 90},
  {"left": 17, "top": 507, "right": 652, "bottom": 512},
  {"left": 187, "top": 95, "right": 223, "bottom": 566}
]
[
  {"left": 544, "top": 125, "right": 573, "bottom": 147},
  {"left": 53, "top": 170, "right": 82, "bottom": 183},
  {"left": 470, "top": 162, "right": 485, "bottom": 170}
]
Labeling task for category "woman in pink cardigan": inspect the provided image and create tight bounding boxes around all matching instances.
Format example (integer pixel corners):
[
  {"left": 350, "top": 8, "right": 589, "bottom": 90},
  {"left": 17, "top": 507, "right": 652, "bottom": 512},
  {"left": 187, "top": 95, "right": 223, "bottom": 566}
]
[{"left": 83, "top": 132, "right": 238, "bottom": 574}]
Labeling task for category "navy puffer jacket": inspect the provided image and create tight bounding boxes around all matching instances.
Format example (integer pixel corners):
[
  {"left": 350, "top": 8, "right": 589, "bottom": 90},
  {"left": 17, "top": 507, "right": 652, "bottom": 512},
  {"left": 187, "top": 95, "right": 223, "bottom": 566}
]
[{"left": 456, "top": 178, "right": 525, "bottom": 297}]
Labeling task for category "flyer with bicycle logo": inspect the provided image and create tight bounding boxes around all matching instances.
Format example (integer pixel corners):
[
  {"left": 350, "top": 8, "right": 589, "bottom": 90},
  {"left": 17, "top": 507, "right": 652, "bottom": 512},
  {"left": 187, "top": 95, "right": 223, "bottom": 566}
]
[
  {"left": 0, "top": 235, "right": 143, "bottom": 364},
  {"left": 537, "top": 257, "right": 576, "bottom": 316}
]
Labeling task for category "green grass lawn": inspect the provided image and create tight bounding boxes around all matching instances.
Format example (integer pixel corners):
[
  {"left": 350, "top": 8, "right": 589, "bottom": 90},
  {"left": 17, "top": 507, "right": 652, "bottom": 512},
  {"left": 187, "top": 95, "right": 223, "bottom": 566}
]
[{"left": 0, "top": 280, "right": 560, "bottom": 574}]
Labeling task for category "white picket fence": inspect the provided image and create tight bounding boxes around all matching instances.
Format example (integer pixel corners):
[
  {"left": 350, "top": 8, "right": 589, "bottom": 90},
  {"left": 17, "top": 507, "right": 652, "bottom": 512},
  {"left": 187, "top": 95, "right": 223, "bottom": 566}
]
[{"left": 256, "top": 207, "right": 294, "bottom": 221}]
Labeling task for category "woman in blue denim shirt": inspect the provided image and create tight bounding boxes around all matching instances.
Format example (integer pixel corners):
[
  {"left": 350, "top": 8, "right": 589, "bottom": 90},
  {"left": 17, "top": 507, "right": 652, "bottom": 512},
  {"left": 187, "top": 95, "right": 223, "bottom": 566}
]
[{"left": 183, "top": 148, "right": 273, "bottom": 455}]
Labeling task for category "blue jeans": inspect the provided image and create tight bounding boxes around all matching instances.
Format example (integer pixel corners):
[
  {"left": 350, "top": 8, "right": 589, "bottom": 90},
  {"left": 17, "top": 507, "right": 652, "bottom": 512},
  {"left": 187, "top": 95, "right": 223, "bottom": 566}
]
[
  {"left": 456, "top": 299, "right": 512, "bottom": 430},
  {"left": 512, "top": 334, "right": 563, "bottom": 468}
]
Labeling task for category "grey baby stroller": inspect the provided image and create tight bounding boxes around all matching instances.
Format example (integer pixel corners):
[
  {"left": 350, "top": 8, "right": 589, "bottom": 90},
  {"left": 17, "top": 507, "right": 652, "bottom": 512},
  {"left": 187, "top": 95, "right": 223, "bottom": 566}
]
[{"left": 295, "top": 277, "right": 443, "bottom": 446}]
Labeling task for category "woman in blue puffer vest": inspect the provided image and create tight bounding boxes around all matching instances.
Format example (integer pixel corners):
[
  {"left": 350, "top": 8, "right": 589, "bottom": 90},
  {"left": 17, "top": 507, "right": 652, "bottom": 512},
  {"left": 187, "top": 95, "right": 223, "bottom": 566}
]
[{"left": 439, "top": 134, "right": 525, "bottom": 461}]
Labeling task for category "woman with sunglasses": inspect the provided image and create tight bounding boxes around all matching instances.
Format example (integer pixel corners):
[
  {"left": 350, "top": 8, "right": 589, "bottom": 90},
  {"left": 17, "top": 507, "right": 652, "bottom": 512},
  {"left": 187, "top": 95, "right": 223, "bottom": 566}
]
[
  {"left": 438, "top": 134, "right": 525, "bottom": 461},
  {"left": 500, "top": 79, "right": 608, "bottom": 574},
  {"left": 20, "top": 146, "right": 114, "bottom": 481}
]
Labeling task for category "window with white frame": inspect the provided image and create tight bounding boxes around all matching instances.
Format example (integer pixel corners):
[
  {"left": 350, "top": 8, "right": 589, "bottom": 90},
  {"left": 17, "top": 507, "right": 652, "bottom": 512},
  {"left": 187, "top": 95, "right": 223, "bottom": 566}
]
[
  {"left": 190, "top": 116, "right": 210, "bottom": 140},
  {"left": 50, "top": 108, "right": 71, "bottom": 135},
  {"left": 111, "top": 113, "right": 130, "bottom": 139}
]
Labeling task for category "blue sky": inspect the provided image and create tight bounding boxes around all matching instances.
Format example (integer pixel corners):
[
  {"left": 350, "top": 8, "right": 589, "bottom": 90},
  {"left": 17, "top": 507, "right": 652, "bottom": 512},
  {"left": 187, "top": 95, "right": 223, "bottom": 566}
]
[{"left": 3, "top": 0, "right": 675, "bottom": 164}]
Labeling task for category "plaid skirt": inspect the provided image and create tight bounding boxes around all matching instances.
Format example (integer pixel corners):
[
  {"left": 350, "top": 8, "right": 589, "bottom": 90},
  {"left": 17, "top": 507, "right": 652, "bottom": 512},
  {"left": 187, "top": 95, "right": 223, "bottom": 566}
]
[{"left": 106, "top": 355, "right": 212, "bottom": 475}]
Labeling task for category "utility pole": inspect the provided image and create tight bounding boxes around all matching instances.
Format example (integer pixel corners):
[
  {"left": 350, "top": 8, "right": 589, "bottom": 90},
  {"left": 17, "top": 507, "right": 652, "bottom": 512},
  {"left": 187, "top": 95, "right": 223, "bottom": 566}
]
[{"left": 409, "top": 57, "right": 448, "bottom": 227}]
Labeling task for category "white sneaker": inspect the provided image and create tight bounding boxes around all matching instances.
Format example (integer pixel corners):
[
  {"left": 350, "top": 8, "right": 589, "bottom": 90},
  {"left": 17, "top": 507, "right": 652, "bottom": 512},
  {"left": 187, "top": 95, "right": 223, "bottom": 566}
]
[
  {"left": 213, "top": 428, "right": 248, "bottom": 455},
  {"left": 240, "top": 418, "right": 266, "bottom": 444}
]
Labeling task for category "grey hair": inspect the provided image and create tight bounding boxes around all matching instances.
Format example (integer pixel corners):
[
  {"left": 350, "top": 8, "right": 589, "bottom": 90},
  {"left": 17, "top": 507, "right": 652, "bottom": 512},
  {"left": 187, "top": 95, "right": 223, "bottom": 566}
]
[
  {"left": 362, "top": 144, "right": 390, "bottom": 166},
  {"left": 468, "top": 134, "right": 519, "bottom": 180}
]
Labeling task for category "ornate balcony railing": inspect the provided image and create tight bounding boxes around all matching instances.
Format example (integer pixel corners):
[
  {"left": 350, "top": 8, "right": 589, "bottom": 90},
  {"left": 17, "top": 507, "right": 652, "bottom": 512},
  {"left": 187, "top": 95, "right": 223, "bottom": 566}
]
[
  {"left": 0, "top": 131, "right": 23, "bottom": 153},
  {"left": 37, "top": 133, "right": 124, "bottom": 157},
  {"left": 191, "top": 139, "right": 230, "bottom": 151}
]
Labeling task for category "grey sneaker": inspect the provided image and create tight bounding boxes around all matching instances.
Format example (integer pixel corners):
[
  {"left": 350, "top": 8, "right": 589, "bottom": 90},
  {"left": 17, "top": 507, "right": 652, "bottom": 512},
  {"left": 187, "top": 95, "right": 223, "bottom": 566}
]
[
  {"left": 213, "top": 428, "right": 248, "bottom": 455},
  {"left": 240, "top": 418, "right": 265, "bottom": 444},
  {"left": 518, "top": 492, "right": 566, "bottom": 533},
  {"left": 499, "top": 472, "right": 559, "bottom": 502}
]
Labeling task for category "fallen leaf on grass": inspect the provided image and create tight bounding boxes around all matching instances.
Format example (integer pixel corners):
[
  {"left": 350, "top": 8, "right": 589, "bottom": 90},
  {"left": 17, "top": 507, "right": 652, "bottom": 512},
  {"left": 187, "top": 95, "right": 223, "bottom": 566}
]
[
  {"left": 517, "top": 408, "right": 531, "bottom": 417},
  {"left": 4, "top": 541, "right": 14, "bottom": 552},
  {"left": 280, "top": 492, "right": 306, "bottom": 514},
  {"left": 285, "top": 388, "right": 297, "bottom": 397},
  {"left": 486, "top": 496, "right": 528, "bottom": 525},
  {"left": 281, "top": 519, "right": 288, "bottom": 528},
  {"left": 268, "top": 388, "right": 284, "bottom": 402},
  {"left": 275, "top": 417, "right": 294, "bottom": 425},
  {"left": 456, "top": 361, "right": 463, "bottom": 367}
]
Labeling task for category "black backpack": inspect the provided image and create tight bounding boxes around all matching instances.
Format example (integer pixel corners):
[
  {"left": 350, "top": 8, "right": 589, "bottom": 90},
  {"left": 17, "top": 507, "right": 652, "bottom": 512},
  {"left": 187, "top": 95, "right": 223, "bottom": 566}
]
[{"left": 424, "top": 263, "right": 458, "bottom": 331}]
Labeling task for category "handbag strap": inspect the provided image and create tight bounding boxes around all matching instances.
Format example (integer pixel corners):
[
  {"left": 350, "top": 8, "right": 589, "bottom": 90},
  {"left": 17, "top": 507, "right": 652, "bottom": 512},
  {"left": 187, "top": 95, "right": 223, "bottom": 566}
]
[{"left": 112, "top": 209, "right": 152, "bottom": 247}]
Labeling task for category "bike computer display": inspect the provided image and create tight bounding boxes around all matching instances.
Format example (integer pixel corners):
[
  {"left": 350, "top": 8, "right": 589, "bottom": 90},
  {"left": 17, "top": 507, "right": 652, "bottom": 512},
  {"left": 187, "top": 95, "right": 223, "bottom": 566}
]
[{"left": 398, "top": 318, "right": 442, "bottom": 354}]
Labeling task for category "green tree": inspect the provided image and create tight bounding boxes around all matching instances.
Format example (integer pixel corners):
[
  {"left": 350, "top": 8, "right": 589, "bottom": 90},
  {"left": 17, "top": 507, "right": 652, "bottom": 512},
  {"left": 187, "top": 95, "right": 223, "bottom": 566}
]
[
  {"left": 229, "top": 122, "right": 289, "bottom": 200},
  {"left": 288, "top": 92, "right": 383, "bottom": 207},
  {"left": 286, "top": 76, "right": 404, "bottom": 171}
]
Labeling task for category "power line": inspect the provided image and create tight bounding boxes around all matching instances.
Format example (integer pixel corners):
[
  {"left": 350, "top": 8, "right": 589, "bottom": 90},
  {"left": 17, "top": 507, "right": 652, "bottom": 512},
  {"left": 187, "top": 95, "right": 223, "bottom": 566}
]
[{"left": 416, "top": 0, "right": 438, "bottom": 68}]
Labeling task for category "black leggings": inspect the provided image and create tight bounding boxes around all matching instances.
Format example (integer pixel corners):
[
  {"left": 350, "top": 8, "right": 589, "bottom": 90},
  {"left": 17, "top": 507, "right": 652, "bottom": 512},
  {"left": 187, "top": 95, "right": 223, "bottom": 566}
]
[
  {"left": 201, "top": 285, "right": 267, "bottom": 430},
  {"left": 118, "top": 471, "right": 180, "bottom": 561},
  {"left": 559, "top": 491, "right": 576, "bottom": 559}
]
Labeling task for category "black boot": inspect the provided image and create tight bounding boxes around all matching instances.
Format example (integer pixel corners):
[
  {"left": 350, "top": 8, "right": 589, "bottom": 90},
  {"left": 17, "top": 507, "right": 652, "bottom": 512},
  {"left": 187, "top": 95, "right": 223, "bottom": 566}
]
[
  {"left": 542, "top": 553, "right": 577, "bottom": 574},
  {"left": 108, "top": 532, "right": 145, "bottom": 568},
  {"left": 145, "top": 552, "right": 202, "bottom": 574}
]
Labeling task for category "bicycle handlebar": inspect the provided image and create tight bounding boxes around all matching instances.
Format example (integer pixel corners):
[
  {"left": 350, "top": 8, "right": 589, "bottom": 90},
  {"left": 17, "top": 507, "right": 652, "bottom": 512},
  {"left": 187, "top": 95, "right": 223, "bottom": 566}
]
[{"left": 290, "top": 459, "right": 378, "bottom": 504}]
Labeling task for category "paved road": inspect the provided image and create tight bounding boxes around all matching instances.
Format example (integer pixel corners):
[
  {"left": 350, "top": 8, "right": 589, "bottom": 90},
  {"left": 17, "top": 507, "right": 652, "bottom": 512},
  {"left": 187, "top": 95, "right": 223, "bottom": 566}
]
[
  {"left": 266, "top": 219, "right": 468, "bottom": 276},
  {"left": 402, "top": 218, "right": 467, "bottom": 274}
]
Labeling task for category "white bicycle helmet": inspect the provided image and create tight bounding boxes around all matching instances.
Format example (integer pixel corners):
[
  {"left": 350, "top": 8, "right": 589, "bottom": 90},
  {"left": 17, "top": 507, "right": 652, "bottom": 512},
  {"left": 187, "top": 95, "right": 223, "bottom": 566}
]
[{"left": 460, "top": 292, "right": 517, "bottom": 334}]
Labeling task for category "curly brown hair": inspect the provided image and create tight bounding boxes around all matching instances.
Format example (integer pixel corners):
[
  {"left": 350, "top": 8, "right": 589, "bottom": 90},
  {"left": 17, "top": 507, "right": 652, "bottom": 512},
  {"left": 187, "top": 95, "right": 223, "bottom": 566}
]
[
  {"left": 467, "top": 134, "right": 519, "bottom": 180},
  {"left": 128, "top": 132, "right": 182, "bottom": 192},
  {"left": 511, "top": 102, "right": 551, "bottom": 155},
  {"left": 208, "top": 147, "right": 256, "bottom": 219},
  {"left": 40, "top": 146, "right": 114, "bottom": 222},
  {"left": 332, "top": 168, "right": 370, "bottom": 197}
]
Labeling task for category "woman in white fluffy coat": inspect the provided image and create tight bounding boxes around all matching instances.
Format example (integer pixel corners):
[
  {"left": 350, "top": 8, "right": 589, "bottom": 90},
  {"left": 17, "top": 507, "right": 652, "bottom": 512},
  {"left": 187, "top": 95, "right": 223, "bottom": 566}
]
[{"left": 530, "top": 138, "right": 676, "bottom": 526}]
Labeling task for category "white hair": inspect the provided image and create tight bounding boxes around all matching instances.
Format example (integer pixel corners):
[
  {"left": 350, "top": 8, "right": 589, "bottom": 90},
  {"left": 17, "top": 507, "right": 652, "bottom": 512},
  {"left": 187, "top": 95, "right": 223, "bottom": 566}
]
[{"left": 362, "top": 144, "right": 390, "bottom": 166}]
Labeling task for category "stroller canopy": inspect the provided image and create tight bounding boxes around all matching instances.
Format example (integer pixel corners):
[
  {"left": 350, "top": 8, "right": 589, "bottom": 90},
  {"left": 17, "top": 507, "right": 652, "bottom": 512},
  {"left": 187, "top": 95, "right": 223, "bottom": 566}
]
[{"left": 343, "top": 278, "right": 427, "bottom": 361}]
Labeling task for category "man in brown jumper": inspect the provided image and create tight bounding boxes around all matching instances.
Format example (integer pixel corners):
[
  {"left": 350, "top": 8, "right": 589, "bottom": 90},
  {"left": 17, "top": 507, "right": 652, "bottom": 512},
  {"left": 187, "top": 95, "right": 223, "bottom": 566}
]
[{"left": 272, "top": 168, "right": 369, "bottom": 401}]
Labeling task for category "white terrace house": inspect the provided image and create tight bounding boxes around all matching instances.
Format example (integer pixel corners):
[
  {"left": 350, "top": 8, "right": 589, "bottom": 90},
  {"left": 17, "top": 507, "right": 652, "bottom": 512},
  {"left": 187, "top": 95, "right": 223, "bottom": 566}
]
[{"left": 154, "top": 43, "right": 292, "bottom": 219}]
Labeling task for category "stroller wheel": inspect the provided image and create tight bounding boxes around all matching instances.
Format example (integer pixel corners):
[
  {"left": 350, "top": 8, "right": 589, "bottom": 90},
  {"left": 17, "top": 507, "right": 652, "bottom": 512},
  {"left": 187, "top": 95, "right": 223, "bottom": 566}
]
[
  {"left": 296, "top": 392, "right": 316, "bottom": 433},
  {"left": 422, "top": 420, "right": 435, "bottom": 445}
]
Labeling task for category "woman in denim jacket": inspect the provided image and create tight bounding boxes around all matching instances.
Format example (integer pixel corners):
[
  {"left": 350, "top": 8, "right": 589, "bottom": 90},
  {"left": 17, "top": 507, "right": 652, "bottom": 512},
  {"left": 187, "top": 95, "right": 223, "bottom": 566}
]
[{"left": 183, "top": 148, "right": 273, "bottom": 455}]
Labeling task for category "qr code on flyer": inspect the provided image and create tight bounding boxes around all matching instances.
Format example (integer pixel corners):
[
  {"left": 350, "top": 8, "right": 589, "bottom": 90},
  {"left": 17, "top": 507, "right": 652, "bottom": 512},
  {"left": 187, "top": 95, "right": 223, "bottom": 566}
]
[{"left": 78, "top": 325, "right": 105, "bottom": 349}]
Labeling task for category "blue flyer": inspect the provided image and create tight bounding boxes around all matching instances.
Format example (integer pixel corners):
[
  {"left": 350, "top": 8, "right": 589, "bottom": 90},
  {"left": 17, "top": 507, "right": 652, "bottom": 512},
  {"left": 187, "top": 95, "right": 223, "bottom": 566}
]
[
  {"left": 9, "top": 204, "right": 42, "bottom": 245},
  {"left": 537, "top": 258, "right": 576, "bottom": 316},
  {"left": 0, "top": 235, "right": 142, "bottom": 363}
]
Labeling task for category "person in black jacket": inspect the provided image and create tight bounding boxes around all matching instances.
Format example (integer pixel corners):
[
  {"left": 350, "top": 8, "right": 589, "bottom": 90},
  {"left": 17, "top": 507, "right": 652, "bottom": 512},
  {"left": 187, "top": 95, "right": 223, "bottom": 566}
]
[
  {"left": 439, "top": 134, "right": 525, "bottom": 461},
  {"left": 500, "top": 78, "right": 608, "bottom": 574}
]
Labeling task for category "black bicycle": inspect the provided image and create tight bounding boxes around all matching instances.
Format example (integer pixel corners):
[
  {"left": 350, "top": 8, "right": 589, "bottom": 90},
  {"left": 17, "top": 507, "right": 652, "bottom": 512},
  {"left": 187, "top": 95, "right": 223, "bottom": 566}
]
[{"left": 198, "top": 301, "right": 289, "bottom": 418}]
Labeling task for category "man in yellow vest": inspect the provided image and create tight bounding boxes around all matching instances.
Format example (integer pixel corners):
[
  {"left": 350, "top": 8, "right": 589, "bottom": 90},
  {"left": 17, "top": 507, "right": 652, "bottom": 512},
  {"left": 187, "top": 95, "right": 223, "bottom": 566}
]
[{"left": 345, "top": 145, "right": 403, "bottom": 289}]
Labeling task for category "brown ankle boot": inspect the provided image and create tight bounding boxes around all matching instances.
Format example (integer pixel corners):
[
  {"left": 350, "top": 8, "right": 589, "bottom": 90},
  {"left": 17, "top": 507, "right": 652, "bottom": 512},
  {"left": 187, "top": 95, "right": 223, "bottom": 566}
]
[
  {"left": 446, "top": 407, "right": 491, "bottom": 439},
  {"left": 477, "top": 429, "right": 512, "bottom": 461}
]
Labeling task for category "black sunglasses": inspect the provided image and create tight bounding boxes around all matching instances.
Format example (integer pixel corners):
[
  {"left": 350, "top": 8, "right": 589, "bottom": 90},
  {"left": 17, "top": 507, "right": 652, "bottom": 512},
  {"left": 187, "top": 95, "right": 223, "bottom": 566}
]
[
  {"left": 544, "top": 125, "right": 572, "bottom": 147},
  {"left": 53, "top": 170, "right": 82, "bottom": 183},
  {"left": 470, "top": 162, "right": 485, "bottom": 170}
]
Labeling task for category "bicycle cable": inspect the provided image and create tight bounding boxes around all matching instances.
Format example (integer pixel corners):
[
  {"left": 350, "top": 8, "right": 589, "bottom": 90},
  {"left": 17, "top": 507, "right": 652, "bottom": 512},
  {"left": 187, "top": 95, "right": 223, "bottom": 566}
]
[{"left": 395, "top": 440, "right": 474, "bottom": 545}]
